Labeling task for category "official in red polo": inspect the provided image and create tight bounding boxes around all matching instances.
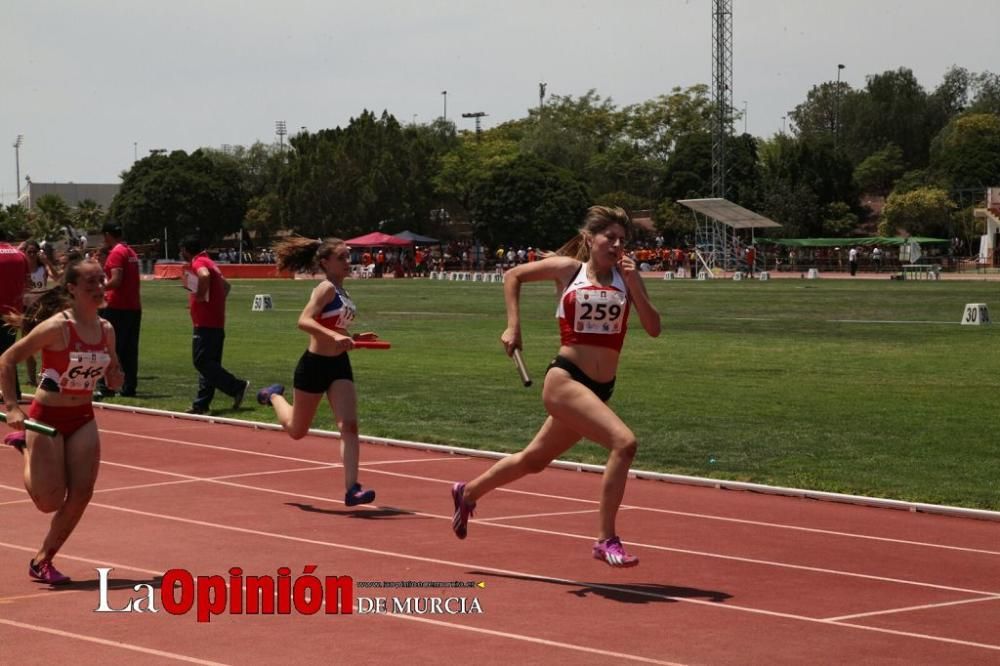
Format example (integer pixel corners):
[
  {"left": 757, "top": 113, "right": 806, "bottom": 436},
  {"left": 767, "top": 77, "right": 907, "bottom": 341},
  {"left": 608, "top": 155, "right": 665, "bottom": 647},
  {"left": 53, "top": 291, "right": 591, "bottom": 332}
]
[
  {"left": 179, "top": 236, "right": 249, "bottom": 414},
  {"left": 97, "top": 221, "right": 142, "bottom": 397},
  {"left": 0, "top": 229, "right": 29, "bottom": 401}
]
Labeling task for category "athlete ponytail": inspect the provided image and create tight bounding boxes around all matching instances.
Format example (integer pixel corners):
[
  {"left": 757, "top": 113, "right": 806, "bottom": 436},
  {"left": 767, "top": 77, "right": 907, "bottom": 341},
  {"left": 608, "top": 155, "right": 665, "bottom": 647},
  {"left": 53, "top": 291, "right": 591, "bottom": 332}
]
[
  {"left": 550, "top": 206, "right": 631, "bottom": 261},
  {"left": 273, "top": 237, "right": 347, "bottom": 273}
]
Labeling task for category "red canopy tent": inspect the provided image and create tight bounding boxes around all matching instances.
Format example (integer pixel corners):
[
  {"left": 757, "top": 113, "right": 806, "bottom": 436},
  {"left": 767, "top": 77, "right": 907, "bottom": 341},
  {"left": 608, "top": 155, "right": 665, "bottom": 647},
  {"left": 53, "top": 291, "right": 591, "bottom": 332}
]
[{"left": 343, "top": 231, "right": 412, "bottom": 247}]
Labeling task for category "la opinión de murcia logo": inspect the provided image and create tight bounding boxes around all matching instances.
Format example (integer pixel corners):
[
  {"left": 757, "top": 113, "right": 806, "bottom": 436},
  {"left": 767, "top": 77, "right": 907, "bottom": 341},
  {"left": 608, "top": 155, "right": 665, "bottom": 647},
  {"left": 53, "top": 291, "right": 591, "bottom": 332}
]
[{"left": 95, "top": 567, "right": 484, "bottom": 621}]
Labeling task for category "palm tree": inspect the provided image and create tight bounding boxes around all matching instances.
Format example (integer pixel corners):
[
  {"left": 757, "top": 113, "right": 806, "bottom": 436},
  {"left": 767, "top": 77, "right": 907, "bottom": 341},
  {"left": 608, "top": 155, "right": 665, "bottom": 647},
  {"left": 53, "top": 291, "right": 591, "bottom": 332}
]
[
  {"left": 31, "top": 194, "right": 72, "bottom": 241},
  {"left": 74, "top": 198, "right": 107, "bottom": 232}
]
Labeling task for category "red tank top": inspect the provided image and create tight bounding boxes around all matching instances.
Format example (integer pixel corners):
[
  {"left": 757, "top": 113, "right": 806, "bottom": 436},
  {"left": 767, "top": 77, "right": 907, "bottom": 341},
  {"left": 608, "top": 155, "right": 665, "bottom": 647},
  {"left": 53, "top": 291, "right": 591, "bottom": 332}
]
[
  {"left": 556, "top": 264, "right": 630, "bottom": 351},
  {"left": 39, "top": 314, "right": 112, "bottom": 396}
]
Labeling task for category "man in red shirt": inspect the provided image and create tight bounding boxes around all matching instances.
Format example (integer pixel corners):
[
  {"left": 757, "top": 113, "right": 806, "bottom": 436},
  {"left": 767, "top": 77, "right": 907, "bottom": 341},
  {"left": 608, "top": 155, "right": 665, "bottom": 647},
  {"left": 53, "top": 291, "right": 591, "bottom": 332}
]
[
  {"left": 179, "top": 236, "right": 249, "bottom": 415},
  {"left": 97, "top": 222, "right": 142, "bottom": 398},
  {"left": 0, "top": 230, "right": 29, "bottom": 402}
]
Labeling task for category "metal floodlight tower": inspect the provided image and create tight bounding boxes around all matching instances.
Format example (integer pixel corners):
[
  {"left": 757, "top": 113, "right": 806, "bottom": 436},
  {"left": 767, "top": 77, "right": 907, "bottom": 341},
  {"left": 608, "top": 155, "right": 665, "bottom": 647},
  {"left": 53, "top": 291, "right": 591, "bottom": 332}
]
[
  {"left": 275, "top": 120, "right": 287, "bottom": 150},
  {"left": 701, "top": 0, "right": 735, "bottom": 270},
  {"left": 461, "top": 112, "right": 487, "bottom": 142},
  {"left": 710, "top": 0, "right": 733, "bottom": 199},
  {"left": 13, "top": 134, "right": 24, "bottom": 201}
]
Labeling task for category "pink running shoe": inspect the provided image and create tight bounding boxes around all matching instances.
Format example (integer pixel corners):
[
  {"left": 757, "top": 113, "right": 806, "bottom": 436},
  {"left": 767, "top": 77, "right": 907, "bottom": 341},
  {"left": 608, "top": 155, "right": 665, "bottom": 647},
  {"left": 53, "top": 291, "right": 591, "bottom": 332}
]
[
  {"left": 4, "top": 431, "right": 26, "bottom": 454},
  {"left": 593, "top": 536, "right": 639, "bottom": 568},
  {"left": 29, "top": 559, "right": 71, "bottom": 585},
  {"left": 451, "top": 482, "right": 475, "bottom": 539}
]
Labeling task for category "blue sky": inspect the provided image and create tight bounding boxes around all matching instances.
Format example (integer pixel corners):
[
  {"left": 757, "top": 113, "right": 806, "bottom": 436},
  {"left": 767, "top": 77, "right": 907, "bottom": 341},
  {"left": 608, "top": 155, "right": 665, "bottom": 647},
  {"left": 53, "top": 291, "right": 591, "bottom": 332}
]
[{"left": 2, "top": 0, "right": 997, "bottom": 204}]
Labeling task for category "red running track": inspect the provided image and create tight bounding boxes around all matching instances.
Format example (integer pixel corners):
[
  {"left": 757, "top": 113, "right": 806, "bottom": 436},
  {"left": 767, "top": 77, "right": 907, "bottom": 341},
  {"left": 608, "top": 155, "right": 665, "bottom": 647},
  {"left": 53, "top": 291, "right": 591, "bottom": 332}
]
[{"left": 1, "top": 409, "right": 998, "bottom": 665}]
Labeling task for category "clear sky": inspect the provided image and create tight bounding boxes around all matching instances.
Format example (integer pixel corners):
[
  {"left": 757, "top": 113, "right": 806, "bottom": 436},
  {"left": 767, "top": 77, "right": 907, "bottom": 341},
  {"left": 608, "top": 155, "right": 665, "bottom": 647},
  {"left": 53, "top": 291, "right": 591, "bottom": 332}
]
[{"left": 2, "top": 0, "right": 997, "bottom": 205}]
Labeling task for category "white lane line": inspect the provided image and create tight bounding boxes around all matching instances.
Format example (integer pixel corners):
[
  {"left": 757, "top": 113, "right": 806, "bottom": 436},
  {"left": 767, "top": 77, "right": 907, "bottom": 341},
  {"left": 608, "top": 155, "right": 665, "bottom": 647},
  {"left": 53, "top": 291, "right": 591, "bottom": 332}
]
[
  {"left": 825, "top": 595, "right": 1000, "bottom": 622},
  {"left": 827, "top": 319, "right": 956, "bottom": 325},
  {"left": 2, "top": 501, "right": 998, "bottom": 654},
  {"left": 76, "top": 501, "right": 1000, "bottom": 653},
  {"left": 16, "top": 455, "right": 1000, "bottom": 597},
  {"left": 3, "top": 466, "right": 997, "bottom": 599},
  {"left": 381, "top": 613, "right": 687, "bottom": 665},
  {"left": 478, "top": 508, "right": 603, "bottom": 523},
  {"left": 99, "top": 429, "right": 466, "bottom": 468},
  {"left": 362, "top": 468, "right": 1000, "bottom": 557},
  {"left": 626, "top": 506, "right": 1000, "bottom": 557},
  {"left": 0, "top": 618, "right": 230, "bottom": 665}
]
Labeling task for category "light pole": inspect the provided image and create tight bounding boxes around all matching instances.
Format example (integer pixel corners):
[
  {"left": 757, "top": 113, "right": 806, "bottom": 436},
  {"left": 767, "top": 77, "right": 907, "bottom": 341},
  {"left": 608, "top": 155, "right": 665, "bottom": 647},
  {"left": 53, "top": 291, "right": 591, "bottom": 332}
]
[
  {"left": 742, "top": 100, "right": 748, "bottom": 134},
  {"left": 441, "top": 90, "right": 447, "bottom": 121},
  {"left": 835, "top": 63, "right": 845, "bottom": 148},
  {"left": 275, "top": 120, "right": 287, "bottom": 150},
  {"left": 538, "top": 82, "right": 547, "bottom": 116},
  {"left": 13, "top": 135, "right": 23, "bottom": 201}
]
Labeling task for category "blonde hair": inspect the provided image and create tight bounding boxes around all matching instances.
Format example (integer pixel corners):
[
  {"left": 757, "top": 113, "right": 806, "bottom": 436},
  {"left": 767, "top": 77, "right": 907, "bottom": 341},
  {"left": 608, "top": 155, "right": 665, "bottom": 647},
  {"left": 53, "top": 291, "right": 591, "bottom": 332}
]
[
  {"left": 273, "top": 237, "right": 348, "bottom": 273},
  {"left": 549, "top": 206, "right": 631, "bottom": 261}
]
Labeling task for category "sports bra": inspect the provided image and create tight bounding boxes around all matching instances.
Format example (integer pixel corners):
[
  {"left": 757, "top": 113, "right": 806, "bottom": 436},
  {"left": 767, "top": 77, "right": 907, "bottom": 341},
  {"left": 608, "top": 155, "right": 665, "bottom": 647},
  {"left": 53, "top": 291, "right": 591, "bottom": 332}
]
[
  {"left": 38, "top": 313, "right": 112, "bottom": 396},
  {"left": 314, "top": 281, "right": 356, "bottom": 331},
  {"left": 556, "top": 263, "right": 630, "bottom": 352}
]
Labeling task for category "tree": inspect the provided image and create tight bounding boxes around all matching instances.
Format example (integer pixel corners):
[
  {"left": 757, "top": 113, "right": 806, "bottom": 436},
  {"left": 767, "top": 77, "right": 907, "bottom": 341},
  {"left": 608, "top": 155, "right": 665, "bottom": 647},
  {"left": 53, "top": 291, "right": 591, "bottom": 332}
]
[
  {"left": 470, "top": 154, "right": 590, "bottom": 250},
  {"left": 969, "top": 71, "right": 1000, "bottom": 115},
  {"left": 111, "top": 149, "right": 247, "bottom": 246},
  {"left": 929, "top": 113, "right": 1000, "bottom": 190},
  {"left": 840, "top": 68, "right": 935, "bottom": 167},
  {"left": 0, "top": 204, "right": 29, "bottom": 240},
  {"left": 820, "top": 202, "right": 858, "bottom": 236},
  {"left": 853, "top": 144, "right": 906, "bottom": 196},
  {"left": 31, "top": 194, "right": 72, "bottom": 241},
  {"left": 73, "top": 199, "right": 107, "bottom": 232},
  {"left": 879, "top": 187, "right": 956, "bottom": 237},
  {"left": 790, "top": 81, "right": 850, "bottom": 141},
  {"left": 281, "top": 110, "right": 444, "bottom": 238}
]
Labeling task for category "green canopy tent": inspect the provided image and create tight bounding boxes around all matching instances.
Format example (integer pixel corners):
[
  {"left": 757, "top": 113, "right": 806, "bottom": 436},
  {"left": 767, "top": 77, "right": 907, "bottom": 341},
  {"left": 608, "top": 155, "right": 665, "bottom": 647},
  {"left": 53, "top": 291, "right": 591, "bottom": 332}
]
[{"left": 757, "top": 236, "right": 950, "bottom": 247}]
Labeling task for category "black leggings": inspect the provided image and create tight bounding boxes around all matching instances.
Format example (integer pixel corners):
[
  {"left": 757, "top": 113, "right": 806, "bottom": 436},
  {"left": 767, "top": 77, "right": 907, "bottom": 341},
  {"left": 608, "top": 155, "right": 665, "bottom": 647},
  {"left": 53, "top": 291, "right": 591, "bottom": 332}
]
[{"left": 546, "top": 355, "right": 615, "bottom": 403}]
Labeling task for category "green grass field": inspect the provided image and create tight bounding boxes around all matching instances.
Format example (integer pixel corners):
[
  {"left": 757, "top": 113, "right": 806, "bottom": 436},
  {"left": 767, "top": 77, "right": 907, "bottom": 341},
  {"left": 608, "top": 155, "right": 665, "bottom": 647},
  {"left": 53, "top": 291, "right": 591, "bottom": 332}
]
[{"left": 62, "top": 276, "right": 1000, "bottom": 510}]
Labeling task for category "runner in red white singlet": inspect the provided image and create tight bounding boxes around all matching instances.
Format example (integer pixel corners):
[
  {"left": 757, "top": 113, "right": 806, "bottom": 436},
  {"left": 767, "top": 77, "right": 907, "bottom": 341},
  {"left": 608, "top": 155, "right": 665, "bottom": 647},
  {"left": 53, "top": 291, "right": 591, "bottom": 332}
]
[
  {"left": 0, "top": 259, "right": 124, "bottom": 585},
  {"left": 450, "top": 206, "right": 661, "bottom": 567}
]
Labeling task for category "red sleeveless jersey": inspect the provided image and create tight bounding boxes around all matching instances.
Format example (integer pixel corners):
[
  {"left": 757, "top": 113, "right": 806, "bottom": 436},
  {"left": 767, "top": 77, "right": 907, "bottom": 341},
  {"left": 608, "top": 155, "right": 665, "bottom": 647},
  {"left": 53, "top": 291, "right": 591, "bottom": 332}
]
[
  {"left": 39, "top": 315, "right": 112, "bottom": 396},
  {"left": 556, "top": 264, "right": 629, "bottom": 351}
]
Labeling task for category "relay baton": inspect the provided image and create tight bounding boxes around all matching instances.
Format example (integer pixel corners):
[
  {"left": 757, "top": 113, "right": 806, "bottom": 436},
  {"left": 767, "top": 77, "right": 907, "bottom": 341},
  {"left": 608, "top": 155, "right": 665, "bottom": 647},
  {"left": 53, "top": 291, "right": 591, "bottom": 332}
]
[
  {"left": 0, "top": 412, "right": 57, "bottom": 437},
  {"left": 353, "top": 340, "right": 392, "bottom": 350},
  {"left": 512, "top": 348, "right": 532, "bottom": 388}
]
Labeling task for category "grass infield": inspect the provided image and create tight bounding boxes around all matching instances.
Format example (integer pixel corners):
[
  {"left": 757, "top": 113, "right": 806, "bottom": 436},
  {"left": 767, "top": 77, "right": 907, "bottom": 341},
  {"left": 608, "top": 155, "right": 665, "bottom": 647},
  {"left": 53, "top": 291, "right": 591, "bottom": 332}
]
[{"left": 66, "top": 276, "right": 1000, "bottom": 510}]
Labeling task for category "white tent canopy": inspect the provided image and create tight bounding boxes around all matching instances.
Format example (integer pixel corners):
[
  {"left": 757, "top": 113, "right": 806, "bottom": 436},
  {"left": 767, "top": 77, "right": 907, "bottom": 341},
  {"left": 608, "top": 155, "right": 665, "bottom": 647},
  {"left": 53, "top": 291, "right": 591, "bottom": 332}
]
[{"left": 678, "top": 198, "right": 781, "bottom": 229}]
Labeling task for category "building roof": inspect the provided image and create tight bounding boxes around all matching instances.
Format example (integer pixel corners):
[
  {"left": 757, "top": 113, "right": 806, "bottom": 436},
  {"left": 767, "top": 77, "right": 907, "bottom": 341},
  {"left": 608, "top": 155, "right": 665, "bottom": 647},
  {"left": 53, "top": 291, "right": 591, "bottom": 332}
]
[{"left": 677, "top": 198, "right": 781, "bottom": 230}]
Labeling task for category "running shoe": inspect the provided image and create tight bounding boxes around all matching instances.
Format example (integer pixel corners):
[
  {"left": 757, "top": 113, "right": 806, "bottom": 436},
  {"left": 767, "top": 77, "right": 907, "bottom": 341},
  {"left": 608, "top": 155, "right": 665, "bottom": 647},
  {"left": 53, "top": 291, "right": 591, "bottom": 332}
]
[
  {"left": 3, "top": 431, "right": 26, "bottom": 454},
  {"left": 29, "top": 558, "right": 71, "bottom": 585},
  {"left": 592, "top": 536, "right": 639, "bottom": 568},
  {"left": 256, "top": 384, "right": 285, "bottom": 406},
  {"left": 345, "top": 483, "right": 376, "bottom": 507},
  {"left": 451, "top": 482, "right": 476, "bottom": 539},
  {"left": 232, "top": 380, "right": 251, "bottom": 410}
]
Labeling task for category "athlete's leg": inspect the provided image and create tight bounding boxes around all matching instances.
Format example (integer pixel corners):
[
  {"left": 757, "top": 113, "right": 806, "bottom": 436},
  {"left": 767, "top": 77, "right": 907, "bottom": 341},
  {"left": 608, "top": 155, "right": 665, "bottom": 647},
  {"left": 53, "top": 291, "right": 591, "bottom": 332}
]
[
  {"left": 328, "top": 380, "right": 359, "bottom": 491},
  {"left": 462, "top": 415, "right": 580, "bottom": 504},
  {"left": 34, "top": 419, "right": 100, "bottom": 563},
  {"left": 270, "top": 388, "right": 325, "bottom": 440},
  {"left": 541, "top": 370, "right": 637, "bottom": 542}
]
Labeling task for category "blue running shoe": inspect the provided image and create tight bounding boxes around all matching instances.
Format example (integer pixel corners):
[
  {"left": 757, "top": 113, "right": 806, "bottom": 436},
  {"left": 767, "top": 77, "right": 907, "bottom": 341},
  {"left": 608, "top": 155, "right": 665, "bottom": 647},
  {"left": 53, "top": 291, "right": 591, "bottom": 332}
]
[
  {"left": 345, "top": 483, "right": 376, "bottom": 507},
  {"left": 257, "top": 384, "right": 285, "bottom": 406}
]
